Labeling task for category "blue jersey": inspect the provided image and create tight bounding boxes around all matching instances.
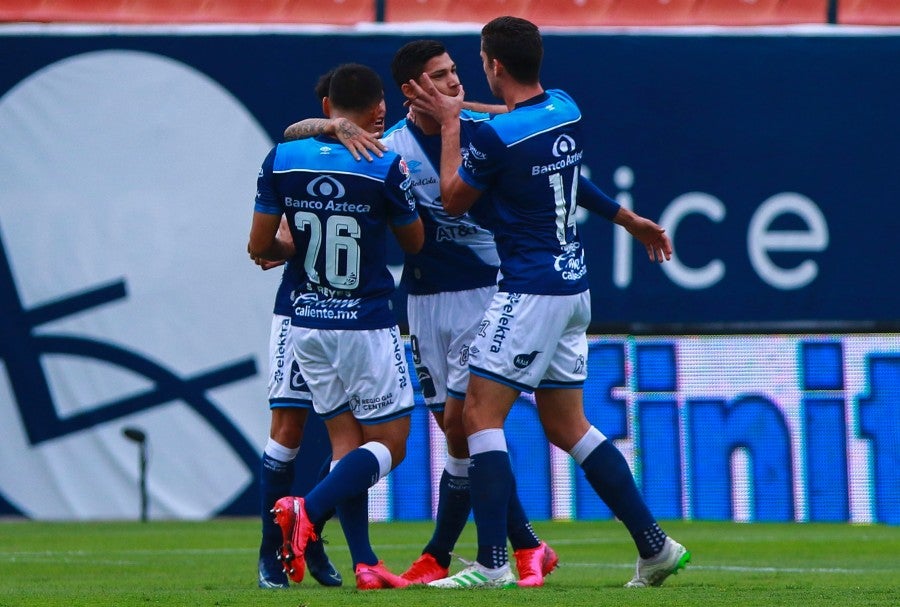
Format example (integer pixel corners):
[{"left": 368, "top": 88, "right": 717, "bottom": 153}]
[
  {"left": 382, "top": 111, "right": 499, "bottom": 295},
  {"left": 459, "top": 89, "right": 589, "bottom": 296},
  {"left": 272, "top": 260, "right": 300, "bottom": 317},
  {"left": 255, "top": 136, "right": 419, "bottom": 329}
]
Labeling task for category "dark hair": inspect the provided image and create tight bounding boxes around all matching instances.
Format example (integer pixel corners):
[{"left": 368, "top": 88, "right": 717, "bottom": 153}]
[
  {"left": 314, "top": 69, "right": 334, "bottom": 101},
  {"left": 391, "top": 39, "right": 447, "bottom": 88},
  {"left": 328, "top": 63, "right": 384, "bottom": 113},
  {"left": 481, "top": 16, "right": 542, "bottom": 84}
]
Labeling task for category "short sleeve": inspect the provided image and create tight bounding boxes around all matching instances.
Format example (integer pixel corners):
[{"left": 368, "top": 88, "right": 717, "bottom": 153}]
[
  {"left": 458, "top": 124, "right": 504, "bottom": 192},
  {"left": 253, "top": 146, "right": 281, "bottom": 215},
  {"left": 385, "top": 156, "right": 420, "bottom": 226}
]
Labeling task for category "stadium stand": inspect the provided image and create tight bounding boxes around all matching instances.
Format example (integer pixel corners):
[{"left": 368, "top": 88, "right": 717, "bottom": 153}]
[
  {"left": 383, "top": 0, "right": 831, "bottom": 26},
  {"left": 838, "top": 0, "right": 900, "bottom": 24},
  {"left": 383, "top": 0, "right": 683, "bottom": 25},
  {"left": 0, "top": 0, "right": 895, "bottom": 26},
  {"left": 384, "top": 0, "right": 531, "bottom": 23},
  {"left": 691, "top": 0, "right": 829, "bottom": 25},
  {"left": 0, "top": 0, "right": 377, "bottom": 25}
]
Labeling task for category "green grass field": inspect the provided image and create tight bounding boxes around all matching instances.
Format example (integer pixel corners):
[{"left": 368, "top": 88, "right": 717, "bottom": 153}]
[{"left": 1, "top": 518, "right": 897, "bottom": 607}]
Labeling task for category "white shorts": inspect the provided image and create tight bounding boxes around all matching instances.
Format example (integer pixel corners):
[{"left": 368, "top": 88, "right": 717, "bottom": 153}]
[
  {"left": 290, "top": 325, "right": 415, "bottom": 424},
  {"left": 408, "top": 286, "right": 497, "bottom": 410},
  {"left": 267, "top": 315, "right": 313, "bottom": 409},
  {"left": 468, "top": 291, "right": 590, "bottom": 392}
]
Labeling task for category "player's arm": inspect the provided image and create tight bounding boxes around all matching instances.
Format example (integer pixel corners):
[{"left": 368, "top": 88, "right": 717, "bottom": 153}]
[
  {"left": 391, "top": 217, "right": 425, "bottom": 255},
  {"left": 461, "top": 100, "right": 507, "bottom": 115},
  {"left": 407, "top": 74, "right": 482, "bottom": 216},
  {"left": 248, "top": 147, "right": 295, "bottom": 262},
  {"left": 577, "top": 175, "right": 620, "bottom": 220},
  {"left": 248, "top": 212, "right": 294, "bottom": 261},
  {"left": 253, "top": 216, "right": 294, "bottom": 270},
  {"left": 576, "top": 175, "right": 670, "bottom": 262},
  {"left": 283, "top": 117, "right": 386, "bottom": 161}
]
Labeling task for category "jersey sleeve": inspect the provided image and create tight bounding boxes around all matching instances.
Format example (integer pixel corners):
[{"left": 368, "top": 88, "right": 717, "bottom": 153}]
[
  {"left": 577, "top": 174, "right": 620, "bottom": 220},
  {"left": 385, "top": 156, "right": 420, "bottom": 226},
  {"left": 254, "top": 146, "right": 281, "bottom": 215},
  {"left": 458, "top": 123, "right": 504, "bottom": 191}
]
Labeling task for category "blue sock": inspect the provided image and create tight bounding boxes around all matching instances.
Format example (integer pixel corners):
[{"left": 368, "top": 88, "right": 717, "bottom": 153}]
[
  {"left": 312, "top": 458, "right": 334, "bottom": 537},
  {"left": 581, "top": 440, "right": 666, "bottom": 558},
  {"left": 506, "top": 484, "right": 540, "bottom": 551},
  {"left": 304, "top": 448, "right": 380, "bottom": 523},
  {"left": 423, "top": 470, "right": 470, "bottom": 567},
  {"left": 260, "top": 452, "right": 293, "bottom": 557},
  {"left": 337, "top": 489, "right": 378, "bottom": 567},
  {"left": 469, "top": 450, "right": 512, "bottom": 569}
]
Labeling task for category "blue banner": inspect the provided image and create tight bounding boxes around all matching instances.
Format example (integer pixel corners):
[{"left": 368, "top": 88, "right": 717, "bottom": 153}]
[
  {"left": 2, "top": 28, "right": 896, "bottom": 327},
  {"left": 0, "top": 26, "right": 897, "bottom": 522}
]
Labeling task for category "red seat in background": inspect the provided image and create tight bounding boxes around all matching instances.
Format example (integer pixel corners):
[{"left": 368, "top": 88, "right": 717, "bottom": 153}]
[
  {"left": 0, "top": 0, "right": 377, "bottom": 25},
  {"left": 838, "top": 0, "right": 900, "bottom": 25}
]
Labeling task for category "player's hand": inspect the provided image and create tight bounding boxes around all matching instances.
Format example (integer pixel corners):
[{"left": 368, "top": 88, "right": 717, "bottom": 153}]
[
  {"left": 406, "top": 73, "right": 463, "bottom": 127},
  {"left": 333, "top": 117, "right": 386, "bottom": 162},
  {"left": 252, "top": 256, "right": 285, "bottom": 270},
  {"left": 628, "top": 216, "right": 673, "bottom": 263}
]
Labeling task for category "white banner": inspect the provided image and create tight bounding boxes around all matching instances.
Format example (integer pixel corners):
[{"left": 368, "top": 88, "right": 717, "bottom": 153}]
[{"left": 0, "top": 50, "right": 278, "bottom": 519}]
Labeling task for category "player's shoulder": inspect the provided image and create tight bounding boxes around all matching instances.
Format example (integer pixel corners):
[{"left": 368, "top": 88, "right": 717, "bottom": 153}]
[
  {"left": 546, "top": 88, "right": 579, "bottom": 106},
  {"left": 382, "top": 117, "right": 408, "bottom": 141},
  {"left": 381, "top": 118, "right": 413, "bottom": 149},
  {"left": 488, "top": 90, "right": 581, "bottom": 146},
  {"left": 272, "top": 137, "right": 402, "bottom": 184},
  {"left": 272, "top": 137, "right": 337, "bottom": 170}
]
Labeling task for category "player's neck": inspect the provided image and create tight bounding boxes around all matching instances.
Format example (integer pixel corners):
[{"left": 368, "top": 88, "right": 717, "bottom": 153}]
[
  {"left": 502, "top": 82, "right": 544, "bottom": 110},
  {"left": 410, "top": 110, "right": 441, "bottom": 136}
]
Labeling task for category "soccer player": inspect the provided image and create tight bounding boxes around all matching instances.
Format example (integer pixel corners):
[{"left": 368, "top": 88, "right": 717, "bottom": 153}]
[
  {"left": 384, "top": 40, "right": 559, "bottom": 588},
  {"left": 281, "top": 40, "right": 561, "bottom": 588},
  {"left": 407, "top": 16, "right": 690, "bottom": 589},
  {"left": 253, "top": 70, "right": 344, "bottom": 591},
  {"left": 248, "top": 63, "right": 424, "bottom": 590}
]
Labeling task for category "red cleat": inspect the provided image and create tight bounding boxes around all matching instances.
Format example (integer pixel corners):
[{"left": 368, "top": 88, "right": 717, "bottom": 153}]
[
  {"left": 400, "top": 552, "right": 449, "bottom": 584},
  {"left": 514, "top": 541, "right": 559, "bottom": 587},
  {"left": 271, "top": 496, "right": 317, "bottom": 583},
  {"left": 355, "top": 561, "right": 411, "bottom": 590}
]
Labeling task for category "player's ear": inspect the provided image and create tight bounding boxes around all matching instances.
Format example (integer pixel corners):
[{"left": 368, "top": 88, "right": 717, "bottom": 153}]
[
  {"left": 400, "top": 82, "right": 414, "bottom": 99},
  {"left": 322, "top": 97, "right": 331, "bottom": 118},
  {"left": 491, "top": 58, "right": 504, "bottom": 78}
]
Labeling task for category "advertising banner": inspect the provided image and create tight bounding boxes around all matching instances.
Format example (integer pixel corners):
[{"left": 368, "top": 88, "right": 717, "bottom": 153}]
[{"left": 1, "top": 26, "right": 897, "bottom": 521}]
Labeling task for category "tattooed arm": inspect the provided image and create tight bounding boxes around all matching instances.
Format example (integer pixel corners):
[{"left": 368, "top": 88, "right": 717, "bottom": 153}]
[{"left": 283, "top": 116, "right": 386, "bottom": 161}]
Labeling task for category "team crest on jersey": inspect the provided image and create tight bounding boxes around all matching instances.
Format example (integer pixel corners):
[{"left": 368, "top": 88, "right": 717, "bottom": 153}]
[
  {"left": 399, "top": 158, "right": 411, "bottom": 176},
  {"left": 552, "top": 134, "right": 577, "bottom": 157},
  {"left": 306, "top": 175, "right": 345, "bottom": 199}
]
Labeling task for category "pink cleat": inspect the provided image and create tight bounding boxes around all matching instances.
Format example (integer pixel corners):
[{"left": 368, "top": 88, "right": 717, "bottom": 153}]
[
  {"left": 355, "top": 561, "right": 412, "bottom": 590},
  {"left": 271, "top": 496, "right": 317, "bottom": 583},
  {"left": 400, "top": 552, "right": 450, "bottom": 584},
  {"left": 514, "top": 541, "right": 559, "bottom": 587}
]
